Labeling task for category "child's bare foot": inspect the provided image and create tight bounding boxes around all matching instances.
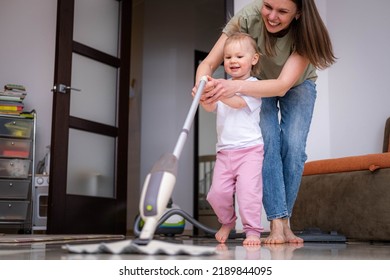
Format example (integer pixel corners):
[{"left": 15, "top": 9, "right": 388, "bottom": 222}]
[
  {"left": 263, "top": 219, "right": 286, "bottom": 244},
  {"left": 215, "top": 243, "right": 228, "bottom": 252},
  {"left": 215, "top": 225, "right": 232, "bottom": 243},
  {"left": 243, "top": 243, "right": 261, "bottom": 259},
  {"left": 243, "top": 235, "right": 261, "bottom": 246},
  {"left": 215, "top": 244, "right": 232, "bottom": 259}
]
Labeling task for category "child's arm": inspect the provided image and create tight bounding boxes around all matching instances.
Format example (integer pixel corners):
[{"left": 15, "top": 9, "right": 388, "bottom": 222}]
[
  {"left": 220, "top": 95, "right": 247, "bottom": 109},
  {"left": 200, "top": 98, "right": 217, "bottom": 112}
]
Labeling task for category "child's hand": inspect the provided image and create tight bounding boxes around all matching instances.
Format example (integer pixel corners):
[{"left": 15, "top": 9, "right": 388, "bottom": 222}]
[
  {"left": 202, "top": 76, "right": 236, "bottom": 104},
  {"left": 192, "top": 75, "right": 215, "bottom": 100}
]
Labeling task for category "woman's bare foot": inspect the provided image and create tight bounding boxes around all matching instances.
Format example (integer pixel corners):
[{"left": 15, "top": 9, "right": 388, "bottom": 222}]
[
  {"left": 263, "top": 219, "right": 286, "bottom": 244},
  {"left": 263, "top": 243, "right": 304, "bottom": 260},
  {"left": 282, "top": 219, "right": 304, "bottom": 243},
  {"left": 263, "top": 218, "right": 304, "bottom": 244},
  {"left": 243, "top": 235, "right": 261, "bottom": 246},
  {"left": 215, "top": 225, "right": 232, "bottom": 243}
]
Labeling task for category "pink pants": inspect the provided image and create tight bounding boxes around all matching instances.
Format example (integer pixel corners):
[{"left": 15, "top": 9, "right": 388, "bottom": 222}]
[{"left": 207, "top": 144, "right": 264, "bottom": 237}]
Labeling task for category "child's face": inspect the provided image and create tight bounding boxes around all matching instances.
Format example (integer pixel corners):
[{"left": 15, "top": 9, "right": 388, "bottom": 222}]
[{"left": 223, "top": 40, "right": 259, "bottom": 80}]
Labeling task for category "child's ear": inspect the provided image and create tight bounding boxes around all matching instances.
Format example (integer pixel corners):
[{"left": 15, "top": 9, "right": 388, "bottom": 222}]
[
  {"left": 252, "top": 53, "right": 260, "bottom": 65},
  {"left": 295, "top": 11, "right": 301, "bottom": 20}
]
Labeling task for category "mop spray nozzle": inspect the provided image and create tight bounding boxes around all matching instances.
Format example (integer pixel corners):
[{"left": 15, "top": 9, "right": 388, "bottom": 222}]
[{"left": 136, "top": 153, "right": 178, "bottom": 244}]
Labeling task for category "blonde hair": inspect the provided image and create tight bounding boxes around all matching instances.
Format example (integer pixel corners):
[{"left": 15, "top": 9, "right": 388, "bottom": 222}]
[{"left": 224, "top": 32, "right": 262, "bottom": 77}]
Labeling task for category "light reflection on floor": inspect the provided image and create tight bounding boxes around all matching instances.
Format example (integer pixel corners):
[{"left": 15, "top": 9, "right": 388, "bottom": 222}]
[{"left": 0, "top": 235, "right": 389, "bottom": 260}]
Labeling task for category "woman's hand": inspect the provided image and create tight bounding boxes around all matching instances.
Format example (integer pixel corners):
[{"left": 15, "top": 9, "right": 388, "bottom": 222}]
[
  {"left": 191, "top": 75, "right": 216, "bottom": 101},
  {"left": 201, "top": 76, "right": 237, "bottom": 104}
]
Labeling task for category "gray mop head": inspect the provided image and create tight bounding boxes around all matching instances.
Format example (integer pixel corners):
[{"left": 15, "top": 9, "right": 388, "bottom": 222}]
[{"left": 63, "top": 239, "right": 217, "bottom": 256}]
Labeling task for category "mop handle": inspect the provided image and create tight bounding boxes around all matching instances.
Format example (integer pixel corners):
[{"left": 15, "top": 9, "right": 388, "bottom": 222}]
[{"left": 173, "top": 76, "right": 208, "bottom": 158}]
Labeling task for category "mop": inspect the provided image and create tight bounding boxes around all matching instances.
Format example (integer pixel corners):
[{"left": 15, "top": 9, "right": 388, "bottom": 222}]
[{"left": 64, "top": 76, "right": 218, "bottom": 255}]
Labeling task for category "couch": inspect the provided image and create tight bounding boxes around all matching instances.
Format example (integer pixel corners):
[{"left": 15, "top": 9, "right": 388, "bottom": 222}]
[{"left": 291, "top": 117, "right": 390, "bottom": 241}]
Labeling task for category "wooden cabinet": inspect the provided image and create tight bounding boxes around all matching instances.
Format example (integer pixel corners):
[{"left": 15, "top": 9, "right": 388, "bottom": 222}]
[{"left": 0, "top": 113, "right": 35, "bottom": 233}]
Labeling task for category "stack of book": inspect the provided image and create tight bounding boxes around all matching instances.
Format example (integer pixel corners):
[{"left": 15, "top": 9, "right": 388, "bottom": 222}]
[{"left": 0, "top": 84, "right": 27, "bottom": 115}]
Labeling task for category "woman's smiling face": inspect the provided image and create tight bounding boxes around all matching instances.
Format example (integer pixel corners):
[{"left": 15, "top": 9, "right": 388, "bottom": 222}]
[{"left": 261, "top": 0, "right": 300, "bottom": 34}]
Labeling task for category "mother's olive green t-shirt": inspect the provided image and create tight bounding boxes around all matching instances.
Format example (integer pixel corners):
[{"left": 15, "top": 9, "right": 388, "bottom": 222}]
[{"left": 223, "top": 0, "right": 317, "bottom": 86}]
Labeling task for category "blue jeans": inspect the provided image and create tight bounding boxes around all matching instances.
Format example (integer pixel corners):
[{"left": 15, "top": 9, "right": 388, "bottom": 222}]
[{"left": 260, "top": 80, "right": 317, "bottom": 220}]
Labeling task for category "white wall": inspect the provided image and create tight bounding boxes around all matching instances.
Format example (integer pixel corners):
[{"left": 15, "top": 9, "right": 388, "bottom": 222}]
[
  {"left": 327, "top": 0, "right": 390, "bottom": 157},
  {"left": 0, "top": 0, "right": 57, "bottom": 164},
  {"left": 305, "top": 0, "right": 331, "bottom": 160}
]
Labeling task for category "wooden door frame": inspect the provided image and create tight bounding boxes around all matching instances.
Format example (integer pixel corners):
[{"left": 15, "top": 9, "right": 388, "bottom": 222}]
[{"left": 47, "top": 0, "right": 131, "bottom": 234}]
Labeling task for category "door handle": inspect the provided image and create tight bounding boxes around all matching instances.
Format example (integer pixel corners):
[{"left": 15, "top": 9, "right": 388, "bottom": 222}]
[{"left": 52, "top": 84, "right": 81, "bottom": 94}]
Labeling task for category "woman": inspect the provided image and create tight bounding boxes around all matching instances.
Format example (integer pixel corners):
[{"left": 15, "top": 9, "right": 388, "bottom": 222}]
[{"left": 194, "top": 0, "right": 336, "bottom": 244}]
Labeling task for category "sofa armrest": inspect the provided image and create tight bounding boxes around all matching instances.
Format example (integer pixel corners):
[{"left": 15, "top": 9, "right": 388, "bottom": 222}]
[{"left": 303, "top": 152, "right": 390, "bottom": 176}]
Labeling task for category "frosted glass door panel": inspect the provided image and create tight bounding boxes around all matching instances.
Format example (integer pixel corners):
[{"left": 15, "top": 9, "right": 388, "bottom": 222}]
[
  {"left": 67, "top": 129, "right": 115, "bottom": 198},
  {"left": 73, "top": 0, "right": 119, "bottom": 57},
  {"left": 70, "top": 53, "right": 117, "bottom": 126}
]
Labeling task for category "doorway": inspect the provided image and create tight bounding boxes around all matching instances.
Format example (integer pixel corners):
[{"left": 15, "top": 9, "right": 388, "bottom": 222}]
[
  {"left": 138, "top": 0, "right": 231, "bottom": 234},
  {"left": 192, "top": 1, "right": 233, "bottom": 234},
  {"left": 48, "top": 0, "right": 131, "bottom": 234},
  {"left": 193, "top": 51, "right": 227, "bottom": 234}
]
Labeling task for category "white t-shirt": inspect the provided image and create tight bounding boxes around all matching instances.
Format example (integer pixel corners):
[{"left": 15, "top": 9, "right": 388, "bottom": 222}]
[{"left": 215, "top": 76, "right": 263, "bottom": 152}]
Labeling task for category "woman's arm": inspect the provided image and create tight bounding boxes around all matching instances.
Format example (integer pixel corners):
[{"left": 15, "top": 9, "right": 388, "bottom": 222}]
[
  {"left": 193, "top": 34, "right": 227, "bottom": 98},
  {"left": 202, "top": 52, "right": 310, "bottom": 103}
]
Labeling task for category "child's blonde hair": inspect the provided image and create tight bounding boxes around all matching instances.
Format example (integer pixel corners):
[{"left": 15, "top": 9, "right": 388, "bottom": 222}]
[{"left": 224, "top": 32, "right": 262, "bottom": 77}]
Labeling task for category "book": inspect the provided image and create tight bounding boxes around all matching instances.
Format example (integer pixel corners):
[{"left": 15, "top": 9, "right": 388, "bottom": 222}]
[
  {"left": 0, "top": 105, "right": 23, "bottom": 111},
  {"left": 0, "top": 95, "right": 23, "bottom": 102},
  {"left": 0, "top": 84, "right": 27, "bottom": 116},
  {"left": 4, "top": 84, "right": 26, "bottom": 92},
  {"left": 0, "top": 111, "right": 24, "bottom": 116},
  {"left": 0, "top": 90, "right": 27, "bottom": 99}
]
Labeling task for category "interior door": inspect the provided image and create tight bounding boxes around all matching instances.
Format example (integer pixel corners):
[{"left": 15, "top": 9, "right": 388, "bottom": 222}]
[{"left": 47, "top": 0, "right": 131, "bottom": 234}]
